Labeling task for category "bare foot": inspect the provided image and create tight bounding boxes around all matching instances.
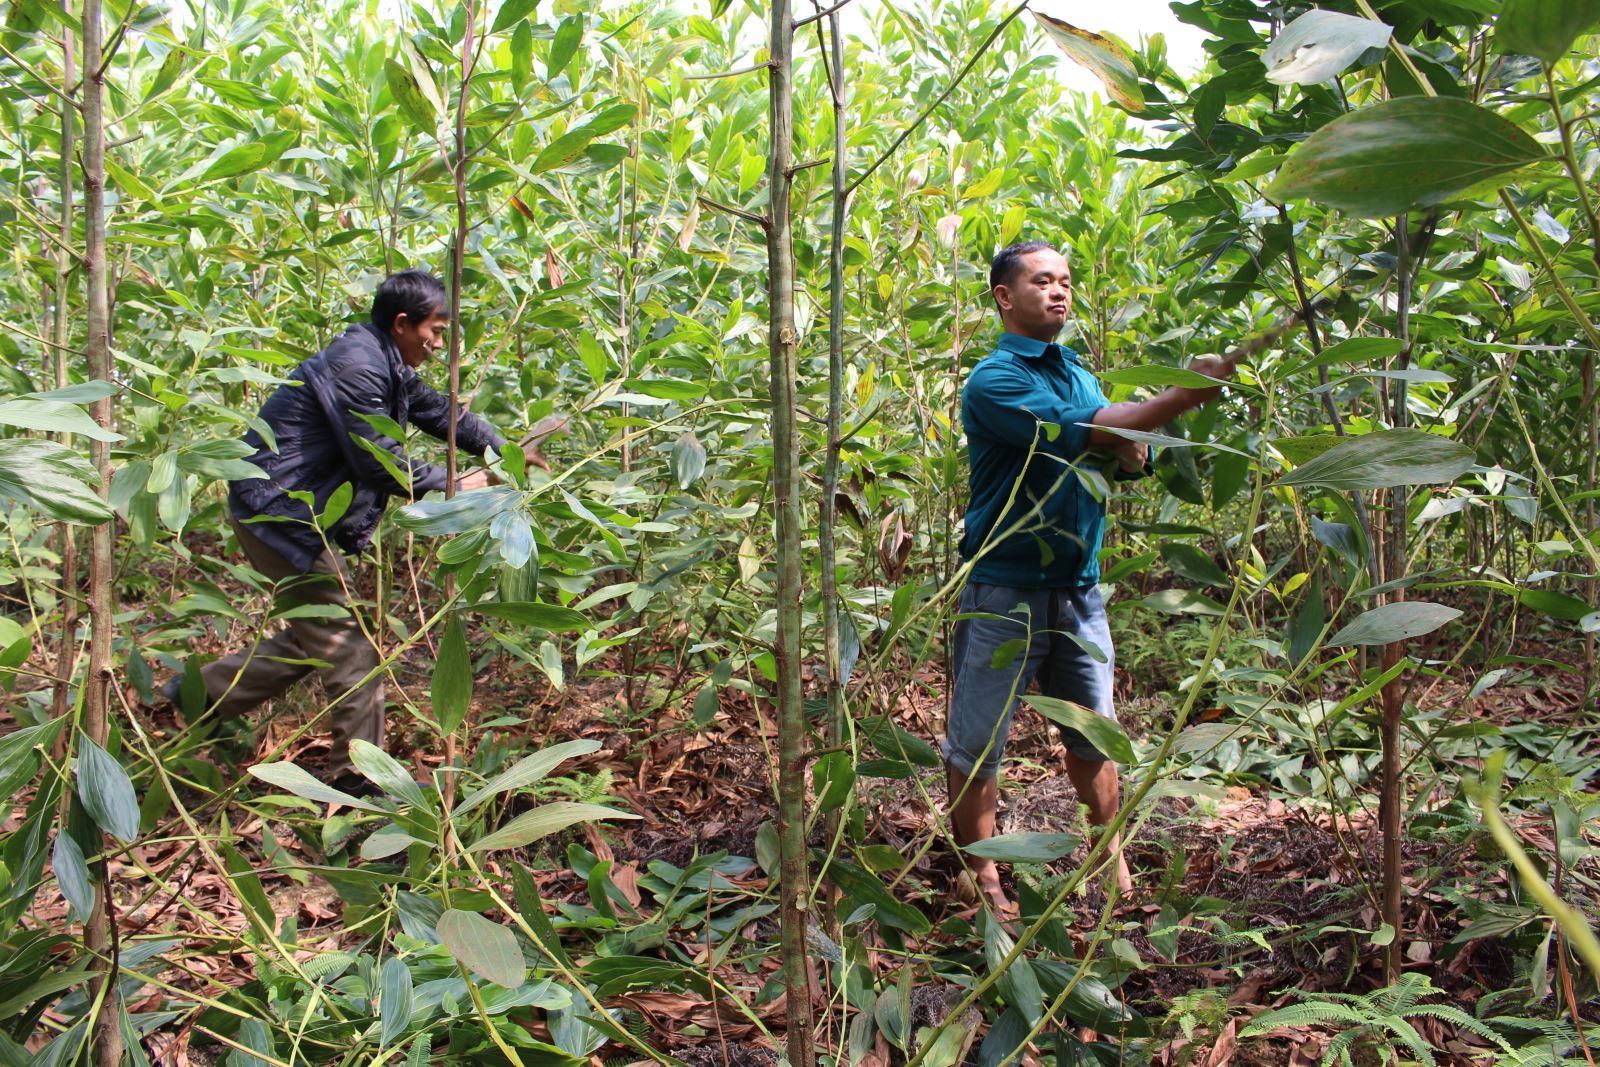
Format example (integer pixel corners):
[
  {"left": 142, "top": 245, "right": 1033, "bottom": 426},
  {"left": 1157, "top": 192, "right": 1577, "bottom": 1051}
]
[
  {"left": 1111, "top": 853, "right": 1133, "bottom": 897},
  {"left": 969, "top": 859, "right": 1018, "bottom": 919}
]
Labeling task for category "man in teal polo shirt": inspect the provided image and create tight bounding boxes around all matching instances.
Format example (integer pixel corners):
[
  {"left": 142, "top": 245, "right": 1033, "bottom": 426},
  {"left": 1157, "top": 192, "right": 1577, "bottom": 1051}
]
[{"left": 947, "top": 240, "right": 1232, "bottom": 913}]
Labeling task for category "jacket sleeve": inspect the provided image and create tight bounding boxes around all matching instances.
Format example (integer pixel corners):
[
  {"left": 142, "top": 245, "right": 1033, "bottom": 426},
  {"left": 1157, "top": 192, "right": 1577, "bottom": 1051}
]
[
  {"left": 963, "top": 360, "right": 1107, "bottom": 460},
  {"left": 405, "top": 374, "right": 506, "bottom": 461},
  {"left": 326, "top": 349, "right": 452, "bottom": 497}
]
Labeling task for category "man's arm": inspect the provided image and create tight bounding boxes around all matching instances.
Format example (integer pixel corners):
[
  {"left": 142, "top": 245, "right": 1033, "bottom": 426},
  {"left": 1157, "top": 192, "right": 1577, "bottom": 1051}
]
[
  {"left": 1086, "top": 355, "right": 1233, "bottom": 448},
  {"left": 405, "top": 374, "right": 505, "bottom": 459}
]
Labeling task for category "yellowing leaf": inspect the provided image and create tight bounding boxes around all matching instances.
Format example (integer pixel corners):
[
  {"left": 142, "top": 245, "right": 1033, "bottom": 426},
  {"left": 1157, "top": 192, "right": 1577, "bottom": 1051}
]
[{"left": 1032, "top": 12, "right": 1144, "bottom": 112}]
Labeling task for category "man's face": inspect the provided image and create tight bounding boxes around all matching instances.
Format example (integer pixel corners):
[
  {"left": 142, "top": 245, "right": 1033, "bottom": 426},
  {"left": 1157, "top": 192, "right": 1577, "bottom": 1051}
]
[
  {"left": 391, "top": 307, "right": 450, "bottom": 368},
  {"left": 994, "top": 250, "right": 1072, "bottom": 339}
]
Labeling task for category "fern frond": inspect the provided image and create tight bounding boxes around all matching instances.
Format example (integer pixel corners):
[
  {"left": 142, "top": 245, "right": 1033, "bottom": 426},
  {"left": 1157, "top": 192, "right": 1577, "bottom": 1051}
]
[
  {"left": 1405, "top": 1005, "right": 1513, "bottom": 1050},
  {"left": 1324, "top": 1027, "right": 1364, "bottom": 1067},
  {"left": 1240, "top": 1001, "right": 1366, "bottom": 1036},
  {"left": 1380, "top": 1016, "right": 1437, "bottom": 1067}
]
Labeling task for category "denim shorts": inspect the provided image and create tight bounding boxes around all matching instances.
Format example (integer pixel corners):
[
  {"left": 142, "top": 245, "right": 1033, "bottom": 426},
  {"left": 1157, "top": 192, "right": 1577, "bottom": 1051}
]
[{"left": 943, "top": 582, "right": 1118, "bottom": 777}]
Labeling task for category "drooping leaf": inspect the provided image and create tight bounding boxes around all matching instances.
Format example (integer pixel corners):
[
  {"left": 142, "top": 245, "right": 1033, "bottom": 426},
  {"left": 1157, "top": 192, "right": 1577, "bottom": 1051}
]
[
  {"left": 1023, "top": 696, "right": 1137, "bottom": 764},
  {"left": 247, "top": 761, "right": 386, "bottom": 811},
  {"left": 1033, "top": 12, "right": 1144, "bottom": 112},
  {"left": 380, "top": 956, "right": 414, "bottom": 1045},
  {"left": 0, "top": 439, "right": 110, "bottom": 524},
  {"left": 469, "top": 801, "right": 640, "bottom": 852},
  {"left": 456, "top": 738, "right": 602, "bottom": 817},
  {"left": 981, "top": 909, "right": 1044, "bottom": 1027},
  {"left": 1520, "top": 587, "right": 1593, "bottom": 621},
  {"left": 1265, "top": 97, "right": 1547, "bottom": 217},
  {"left": 0, "top": 399, "right": 122, "bottom": 441},
  {"left": 53, "top": 832, "right": 94, "bottom": 922},
  {"left": 491, "top": 0, "right": 539, "bottom": 34},
  {"left": 1329, "top": 602, "right": 1462, "bottom": 645},
  {"left": 1262, "top": 9, "right": 1392, "bottom": 85},
  {"left": 432, "top": 613, "right": 472, "bottom": 735},
  {"left": 384, "top": 57, "right": 438, "bottom": 135},
  {"left": 349, "top": 740, "right": 430, "bottom": 809},
  {"left": 76, "top": 733, "right": 140, "bottom": 843},
  {"left": 394, "top": 485, "right": 522, "bottom": 535},
  {"left": 962, "top": 831, "right": 1080, "bottom": 863},
  {"left": 475, "top": 601, "right": 589, "bottom": 632},
  {"left": 1279, "top": 429, "right": 1475, "bottom": 491},
  {"left": 1496, "top": 0, "right": 1600, "bottom": 63},
  {"left": 670, "top": 431, "right": 707, "bottom": 490},
  {"left": 1161, "top": 543, "right": 1228, "bottom": 587},
  {"left": 200, "top": 142, "right": 268, "bottom": 182},
  {"left": 437, "top": 909, "right": 526, "bottom": 989}
]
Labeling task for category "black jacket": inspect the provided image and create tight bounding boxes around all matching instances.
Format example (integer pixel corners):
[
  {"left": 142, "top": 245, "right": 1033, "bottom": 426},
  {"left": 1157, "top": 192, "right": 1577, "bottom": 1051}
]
[{"left": 229, "top": 322, "right": 503, "bottom": 572}]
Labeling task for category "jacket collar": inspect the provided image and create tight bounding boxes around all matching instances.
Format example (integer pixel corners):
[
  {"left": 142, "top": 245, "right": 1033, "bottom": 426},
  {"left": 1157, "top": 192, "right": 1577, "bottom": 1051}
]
[
  {"left": 357, "top": 321, "right": 411, "bottom": 381},
  {"left": 996, "top": 331, "right": 1081, "bottom": 365}
]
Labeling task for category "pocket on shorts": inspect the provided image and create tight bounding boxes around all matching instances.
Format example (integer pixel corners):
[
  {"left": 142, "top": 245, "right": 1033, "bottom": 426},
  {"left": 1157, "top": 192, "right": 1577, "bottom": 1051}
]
[{"left": 966, "top": 582, "right": 1022, "bottom": 616}]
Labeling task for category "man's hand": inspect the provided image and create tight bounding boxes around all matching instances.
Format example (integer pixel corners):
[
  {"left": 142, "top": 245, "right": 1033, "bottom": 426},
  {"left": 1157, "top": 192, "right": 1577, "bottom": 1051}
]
[
  {"left": 1114, "top": 440, "right": 1149, "bottom": 473},
  {"left": 1180, "top": 354, "right": 1235, "bottom": 405},
  {"left": 521, "top": 441, "right": 551, "bottom": 473},
  {"left": 457, "top": 469, "right": 492, "bottom": 491}
]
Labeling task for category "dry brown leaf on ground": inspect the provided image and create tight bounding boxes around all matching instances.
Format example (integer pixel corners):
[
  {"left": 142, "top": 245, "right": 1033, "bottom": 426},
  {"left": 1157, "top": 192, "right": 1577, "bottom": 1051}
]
[{"left": 1200, "top": 1018, "right": 1237, "bottom": 1067}]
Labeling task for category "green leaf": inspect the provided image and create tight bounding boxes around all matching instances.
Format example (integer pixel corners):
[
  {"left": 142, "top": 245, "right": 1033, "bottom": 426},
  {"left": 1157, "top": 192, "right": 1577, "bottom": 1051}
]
[
  {"left": 1032, "top": 12, "right": 1143, "bottom": 112},
  {"left": 1264, "top": 97, "right": 1546, "bottom": 217},
  {"left": 437, "top": 909, "right": 526, "bottom": 990},
  {"left": 247, "top": 761, "right": 386, "bottom": 811},
  {"left": 0, "top": 720, "right": 60, "bottom": 795},
  {"left": 380, "top": 956, "right": 414, "bottom": 1045},
  {"left": 25, "top": 380, "right": 118, "bottom": 403},
  {"left": 1098, "top": 365, "right": 1250, "bottom": 391},
  {"left": 823, "top": 858, "right": 932, "bottom": 934},
  {"left": 469, "top": 801, "right": 640, "bottom": 852},
  {"left": 433, "top": 613, "right": 472, "bottom": 735},
  {"left": 1086, "top": 424, "right": 1251, "bottom": 457},
  {"left": 622, "top": 377, "right": 706, "bottom": 401},
  {"left": 1520, "top": 587, "right": 1593, "bottom": 620},
  {"left": 320, "top": 482, "right": 354, "bottom": 529},
  {"left": 475, "top": 601, "right": 590, "bottom": 632},
  {"left": 670, "top": 431, "right": 707, "bottom": 489},
  {"left": 1496, "top": 0, "right": 1600, "bottom": 63},
  {"left": 201, "top": 142, "right": 268, "bottom": 182},
  {"left": 394, "top": 486, "right": 522, "bottom": 535},
  {"left": 349, "top": 740, "right": 430, "bottom": 809},
  {"left": 981, "top": 909, "right": 1044, "bottom": 1027},
  {"left": 76, "top": 733, "right": 139, "bottom": 843},
  {"left": 456, "top": 738, "right": 602, "bottom": 817},
  {"left": 1280, "top": 337, "right": 1407, "bottom": 379},
  {"left": 1262, "top": 9, "right": 1392, "bottom": 85},
  {"left": 813, "top": 751, "right": 855, "bottom": 815},
  {"left": 53, "top": 832, "right": 94, "bottom": 922},
  {"left": 491, "top": 0, "right": 539, "bottom": 34},
  {"left": 548, "top": 15, "right": 584, "bottom": 78},
  {"left": 1279, "top": 429, "right": 1475, "bottom": 491},
  {"left": 1140, "top": 587, "right": 1226, "bottom": 616},
  {"left": 962, "top": 831, "right": 1080, "bottom": 863},
  {"left": 0, "top": 399, "right": 122, "bottom": 441},
  {"left": 1160, "top": 543, "right": 1227, "bottom": 587},
  {"left": 1328, "top": 601, "right": 1462, "bottom": 645},
  {"left": 385, "top": 57, "right": 437, "bottom": 135},
  {"left": 531, "top": 127, "right": 602, "bottom": 174},
  {"left": 1023, "top": 696, "right": 1136, "bottom": 764}
]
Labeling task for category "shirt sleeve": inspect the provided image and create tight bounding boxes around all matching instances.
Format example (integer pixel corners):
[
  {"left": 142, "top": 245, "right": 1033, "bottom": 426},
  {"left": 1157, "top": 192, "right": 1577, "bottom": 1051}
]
[
  {"left": 406, "top": 373, "right": 506, "bottom": 459},
  {"left": 963, "top": 359, "right": 1108, "bottom": 460}
]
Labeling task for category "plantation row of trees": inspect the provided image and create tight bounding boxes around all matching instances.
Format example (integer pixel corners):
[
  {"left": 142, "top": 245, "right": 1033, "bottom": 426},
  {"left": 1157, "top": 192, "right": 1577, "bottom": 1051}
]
[{"left": 0, "top": 0, "right": 1595, "bottom": 1063}]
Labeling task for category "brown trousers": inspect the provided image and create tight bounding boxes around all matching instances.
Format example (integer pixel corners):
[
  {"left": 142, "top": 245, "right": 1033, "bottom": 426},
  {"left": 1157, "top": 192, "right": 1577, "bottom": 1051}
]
[{"left": 200, "top": 519, "right": 384, "bottom": 773}]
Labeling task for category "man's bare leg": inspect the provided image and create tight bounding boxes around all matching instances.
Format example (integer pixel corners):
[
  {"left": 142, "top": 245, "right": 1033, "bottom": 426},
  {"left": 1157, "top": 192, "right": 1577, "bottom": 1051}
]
[
  {"left": 1064, "top": 753, "right": 1132, "bottom": 894},
  {"left": 946, "top": 766, "right": 1013, "bottom": 914}
]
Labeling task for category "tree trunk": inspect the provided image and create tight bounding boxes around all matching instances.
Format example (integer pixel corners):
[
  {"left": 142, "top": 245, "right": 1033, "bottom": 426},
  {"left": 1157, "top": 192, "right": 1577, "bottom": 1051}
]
[
  {"left": 82, "top": 0, "right": 125, "bottom": 1061},
  {"left": 1379, "top": 216, "right": 1413, "bottom": 983},
  {"left": 766, "top": 3, "right": 815, "bottom": 1065},
  {"left": 51, "top": 15, "right": 77, "bottom": 737},
  {"left": 821, "top": 12, "right": 847, "bottom": 794},
  {"left": 442, "top": 0, "right": 477, "bottom": 806}
]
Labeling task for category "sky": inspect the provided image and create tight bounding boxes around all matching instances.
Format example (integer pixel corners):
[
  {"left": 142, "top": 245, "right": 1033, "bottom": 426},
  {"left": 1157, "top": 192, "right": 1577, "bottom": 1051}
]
[{"left": 838, "top": 0, "right": 1212, "bottom": 96}]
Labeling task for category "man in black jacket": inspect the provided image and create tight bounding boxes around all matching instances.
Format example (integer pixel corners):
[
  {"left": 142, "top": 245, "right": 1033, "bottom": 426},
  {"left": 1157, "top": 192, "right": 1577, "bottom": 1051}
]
[{"left": 182, "top": 270, "right": 538, "bottom": 783}]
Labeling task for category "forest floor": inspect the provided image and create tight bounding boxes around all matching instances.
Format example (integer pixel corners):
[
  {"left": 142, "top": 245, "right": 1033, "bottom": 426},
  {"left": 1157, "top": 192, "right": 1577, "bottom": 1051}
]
[{"left": 7, "top": 591, "right": 1597, "bottom": 1066}]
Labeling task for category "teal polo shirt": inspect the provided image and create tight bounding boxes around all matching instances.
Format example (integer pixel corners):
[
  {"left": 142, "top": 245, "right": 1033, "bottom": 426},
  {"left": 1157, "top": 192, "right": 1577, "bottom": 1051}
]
[{"left": 958, "top": 332, "right": 1115, "bottom": 588}]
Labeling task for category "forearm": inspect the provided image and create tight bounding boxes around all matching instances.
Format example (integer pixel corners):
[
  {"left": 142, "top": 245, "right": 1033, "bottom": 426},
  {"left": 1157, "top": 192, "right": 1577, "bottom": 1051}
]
[{"left": 1086, "top": 387, "right": 1209, "bottom": 447}]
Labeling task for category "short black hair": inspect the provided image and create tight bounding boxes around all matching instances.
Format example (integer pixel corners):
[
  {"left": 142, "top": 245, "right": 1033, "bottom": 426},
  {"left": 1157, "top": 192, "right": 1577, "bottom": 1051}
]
[
  {"left": 371, "top": 269, "right": 447, "bottom": 332},
  {"left": 989, "top": 240, "right": 1062, "bottom": 293}
]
